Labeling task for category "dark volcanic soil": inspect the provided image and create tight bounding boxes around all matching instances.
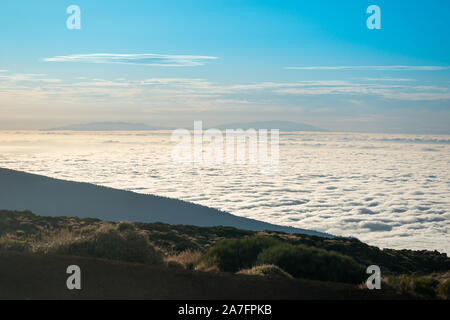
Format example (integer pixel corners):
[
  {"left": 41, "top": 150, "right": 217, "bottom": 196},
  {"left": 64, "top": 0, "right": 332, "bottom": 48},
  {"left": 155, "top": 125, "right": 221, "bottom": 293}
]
[{"left": 0, "top": 252, "right": 409, "bottom": 300}]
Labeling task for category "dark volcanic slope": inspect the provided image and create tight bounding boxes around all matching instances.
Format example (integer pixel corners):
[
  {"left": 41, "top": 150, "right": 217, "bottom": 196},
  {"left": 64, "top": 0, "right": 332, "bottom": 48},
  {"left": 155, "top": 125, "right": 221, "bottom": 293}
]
[
  {"left": 0, "top": 251, "right": 407, "bottom": 300},
  {"left": 0, "top": 168, "right": 329, "bottom": 237}
]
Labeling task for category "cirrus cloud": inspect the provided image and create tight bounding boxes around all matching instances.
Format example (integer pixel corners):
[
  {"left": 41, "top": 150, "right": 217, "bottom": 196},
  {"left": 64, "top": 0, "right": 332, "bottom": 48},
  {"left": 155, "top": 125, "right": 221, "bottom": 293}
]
[
  {"left": 43, "top": 53, "right": 219, "bottom": 67},
  {"left": 285, "top": 66, "right": 449, "bottom": 71}
]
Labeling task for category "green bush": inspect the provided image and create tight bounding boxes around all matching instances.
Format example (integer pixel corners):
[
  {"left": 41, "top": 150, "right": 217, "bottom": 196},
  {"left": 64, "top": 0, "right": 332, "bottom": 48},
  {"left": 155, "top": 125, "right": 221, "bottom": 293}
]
[
  {"left": 196, "top": 236, "right": 280, "bottom": 272},
  {"left": 196, "top": 236, "right": 366, "bottom": 284},
  {"left": 385, "top": 275, "right": 444, "bottom": 299},
  {"left": 257, "top": 243, "right": 366, "bottom": 284},
  {"left": 438, "top": 279, "right": 450, "bottom": 300},
  {"left": 385, "top": 274, "right": 414, "bottom": 294},
  {"left": 413, "top": 277, "right": 439, "bottom": 298},
  {"left": 0, "top": 238, "right": 30, "bottom": 252},
  {"left": 52, "top": 228, "right": 163, "bottom": 265}
]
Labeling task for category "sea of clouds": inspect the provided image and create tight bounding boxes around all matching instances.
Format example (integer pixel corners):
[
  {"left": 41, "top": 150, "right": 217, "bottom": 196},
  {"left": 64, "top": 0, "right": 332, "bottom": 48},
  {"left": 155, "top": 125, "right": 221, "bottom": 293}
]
[{"left": 0, "top": 131, "right": 448, "bottom": 253}]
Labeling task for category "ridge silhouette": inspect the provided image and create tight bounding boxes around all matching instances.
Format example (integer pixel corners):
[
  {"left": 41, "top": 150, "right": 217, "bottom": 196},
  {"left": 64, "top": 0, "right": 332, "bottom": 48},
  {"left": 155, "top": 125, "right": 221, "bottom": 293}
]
[{"left": 0, "top": 168, "right": 330, "bottom": 237}]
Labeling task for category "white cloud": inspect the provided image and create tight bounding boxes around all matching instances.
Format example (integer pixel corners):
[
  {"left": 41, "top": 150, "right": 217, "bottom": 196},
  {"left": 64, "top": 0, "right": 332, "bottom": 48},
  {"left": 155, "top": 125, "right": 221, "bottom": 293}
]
[
  {"left": 286, "top": 66, "right": 449, "bottom": 71},
  {"left": 257, "top": 81, "right": 450, "bottom": 101},
  {"left": 229, "top": 81, "right": 353, "bottom": 91},
  {"left": 43, "top": 53, "right": 219, "bottom": 67},
  {"left": 381, "top": 92, "right": 450, "bottom": 101},
  {"left": 1, "top": 72, "right": 449, "bottom": 113},
  {"left": 0, "top": 73, "right": 62, "bottom": 83},
  {"left": 363, "top": 78, "right": 416, "bottom": 82}
]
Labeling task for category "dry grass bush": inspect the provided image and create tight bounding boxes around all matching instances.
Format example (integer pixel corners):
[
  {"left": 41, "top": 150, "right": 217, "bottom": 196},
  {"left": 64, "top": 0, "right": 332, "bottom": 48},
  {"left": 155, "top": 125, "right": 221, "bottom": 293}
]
[
  {"left": 438, "top": 279, "right": 450, "bottom": 300},
  {"left": 117, "top": 221, "right": 136, "bottom": 232},
  {"left": 47, "top": 224, "right": 164, "bottom": 265},
  {"left": 32, "top": 228, "right": 83, "bottom": 253},
  {"left": 237, "top": 264, "right": 293, "bottom": 279},
  {"left": 165, "top": 249, "right": 202, "bottom": 270},
  {"left": 194, "top": 262, "right": 221, "bottom": 273},
  {"left": 0, "top": 234, "right": 31, "bottom": 252},
  {"left": 383, "top": 274, "right": 447, "bottom": 299}
]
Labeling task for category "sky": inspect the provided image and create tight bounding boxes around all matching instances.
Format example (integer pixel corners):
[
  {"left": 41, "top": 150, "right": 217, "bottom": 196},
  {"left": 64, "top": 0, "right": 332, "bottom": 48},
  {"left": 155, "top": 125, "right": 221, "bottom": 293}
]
[{"left": 0, "top": 0, "right": 449, "bottom": 133}]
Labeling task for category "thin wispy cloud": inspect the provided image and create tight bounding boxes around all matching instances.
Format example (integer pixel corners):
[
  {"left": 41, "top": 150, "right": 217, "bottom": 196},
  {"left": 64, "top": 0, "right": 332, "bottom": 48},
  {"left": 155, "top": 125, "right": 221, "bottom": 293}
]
[
  {"left": 1, "top": 74, "right": 449, "bottom": 106},
  {"left": 363, "top": 78, "right": 416, "bottom": 82},
  {"left": 0, "top": 73, "right": 62, "bottom": 83},
  {"left": 285, "top": 66, "right": 449, "bottom": 71},
  {"left": 43, "top": 53, "right": 219, "bottom": 67}
]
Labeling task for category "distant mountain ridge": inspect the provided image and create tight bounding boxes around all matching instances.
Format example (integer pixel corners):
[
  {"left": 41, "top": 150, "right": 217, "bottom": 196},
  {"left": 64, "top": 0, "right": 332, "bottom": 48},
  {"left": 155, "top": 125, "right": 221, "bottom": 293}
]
[
  {"left": 43, "top": 121, "right": 326, "bottom": 132},
  {"left": 213, "top": 121, "right": 326, "bottom": 132},
  {"left": 45, "top": 122, "right": 167, "bottom": 131},
  {"left": 0, "top": 168, "right": 330, "bottom": 237}
]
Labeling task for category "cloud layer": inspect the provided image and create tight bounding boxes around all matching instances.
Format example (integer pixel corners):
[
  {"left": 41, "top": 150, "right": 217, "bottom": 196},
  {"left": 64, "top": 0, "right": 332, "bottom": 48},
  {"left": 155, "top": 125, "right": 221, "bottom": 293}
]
[{"left": 1, "top": 132, "right": 448, "bottom": 253}]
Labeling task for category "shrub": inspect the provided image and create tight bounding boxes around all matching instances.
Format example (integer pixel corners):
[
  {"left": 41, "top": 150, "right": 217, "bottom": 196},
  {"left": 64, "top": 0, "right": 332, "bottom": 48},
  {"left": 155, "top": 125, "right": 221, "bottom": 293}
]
[
  {"left": 237, "top": 264, "right": 293, "bottom": 279},
  {"left": 117, "top": 221, "right": 136, "bottom": 232},
  {"left": 195, "top": 262, "right": 220, "bottom": 273},
  {"left": 413, "top": 277, "right": 439, "bottom": 298},
  {"left": 52, "top": 228, "right": 163, "bottom": 265},
  {"left": 438, "top": 279, "right": 450, "bottom": 300},
  {"left": 384, "top": 275, "right": 414, "bottom": 294},
  {"left": 257, "top": 243, "right": 366, "bottom": 284},
  {"left": 165, "top": 249, "right": 202, "bottom": 270},
  {"left": 196, "top": 236, "right": 280, "bottom": 272},
  {"left": 0, "top": 238, "right": 30, "bottom": 252},
  {"left": 384, "top": 275, "right": 443, "bottom": 299},
  {"left": 34, "top": 229, "right": 82, "bottom": 252}
]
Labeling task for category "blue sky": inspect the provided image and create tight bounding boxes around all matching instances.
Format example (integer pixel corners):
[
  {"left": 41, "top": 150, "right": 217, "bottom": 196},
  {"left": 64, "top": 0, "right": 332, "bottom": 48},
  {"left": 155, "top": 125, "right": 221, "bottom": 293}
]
[{"left": 1, "top": 0, "right": 449, "bottom": 133}]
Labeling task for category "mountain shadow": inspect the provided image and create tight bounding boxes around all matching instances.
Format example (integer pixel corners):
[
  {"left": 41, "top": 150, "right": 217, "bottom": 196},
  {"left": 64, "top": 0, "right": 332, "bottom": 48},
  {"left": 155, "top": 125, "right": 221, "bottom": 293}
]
[{"left": 0, "top": 168, "right": 330, "bottom": 237}]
